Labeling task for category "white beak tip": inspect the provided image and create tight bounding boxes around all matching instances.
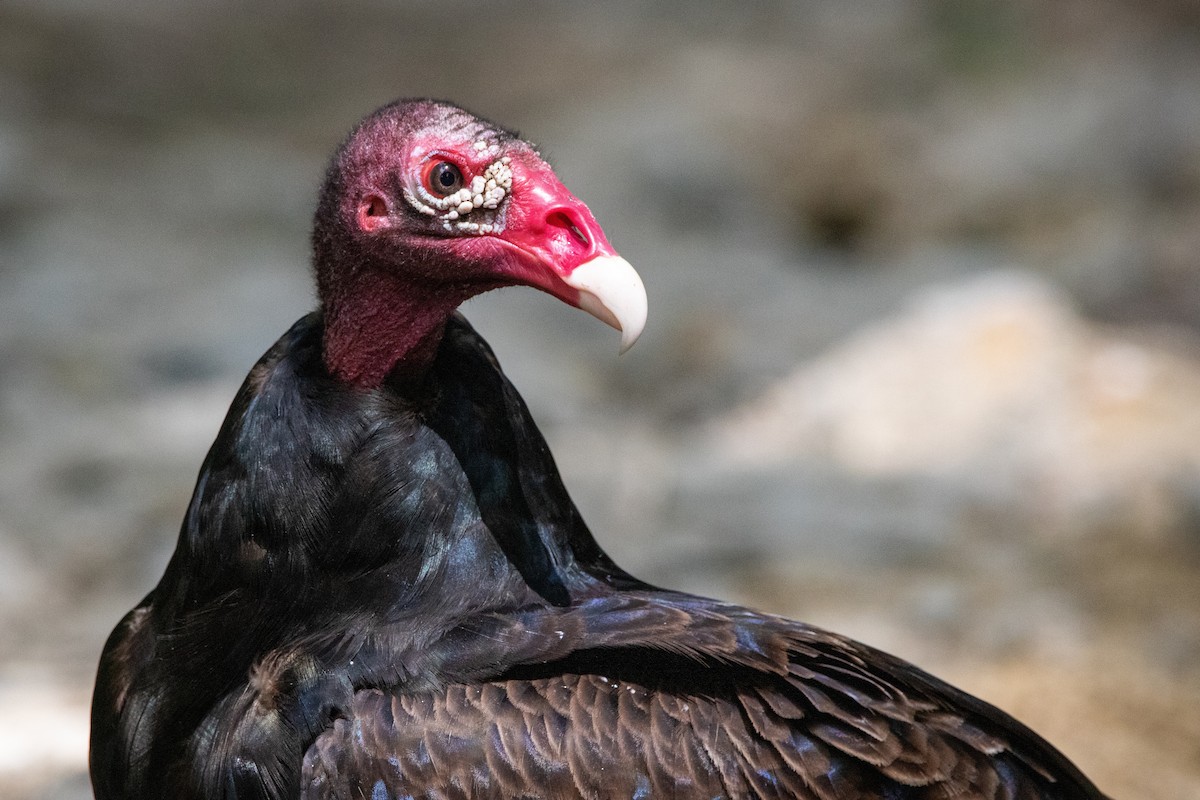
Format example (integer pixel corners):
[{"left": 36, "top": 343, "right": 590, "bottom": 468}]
[{"left": 567, "top": 255, "right": 648, "bottom": 354}]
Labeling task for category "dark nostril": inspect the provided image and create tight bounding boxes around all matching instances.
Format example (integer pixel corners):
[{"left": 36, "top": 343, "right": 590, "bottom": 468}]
[{"left": 549, "top": 211, "right": 589, "bottom": 247}]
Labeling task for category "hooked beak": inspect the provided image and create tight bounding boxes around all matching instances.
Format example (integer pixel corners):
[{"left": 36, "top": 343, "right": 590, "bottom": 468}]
[
  {"left": 488, "top": 160, "right": 647, "bottom": 353},
  {"left": 564, "top": 255, "right": 646, "bottom": 354}
]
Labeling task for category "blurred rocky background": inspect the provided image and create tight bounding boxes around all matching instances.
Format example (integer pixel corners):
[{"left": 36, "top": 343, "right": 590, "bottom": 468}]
[{"left": 2, "top": 1, "right": 1199, "bottom": 797}]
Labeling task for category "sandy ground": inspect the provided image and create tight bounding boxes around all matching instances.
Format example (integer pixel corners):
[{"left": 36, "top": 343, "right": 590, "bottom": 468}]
[{"left": 1, "top": 2, "right": 1199, "bottom": 798}]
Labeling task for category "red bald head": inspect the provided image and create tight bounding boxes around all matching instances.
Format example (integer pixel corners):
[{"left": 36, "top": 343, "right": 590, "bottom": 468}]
[{"left": 312, "top": 99, "right": 645, "bottom": 387}]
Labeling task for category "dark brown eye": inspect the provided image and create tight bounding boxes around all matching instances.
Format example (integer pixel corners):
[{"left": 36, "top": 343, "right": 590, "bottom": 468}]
[{"left": 426, "top": 161, "right": 463, "bottom": 196}]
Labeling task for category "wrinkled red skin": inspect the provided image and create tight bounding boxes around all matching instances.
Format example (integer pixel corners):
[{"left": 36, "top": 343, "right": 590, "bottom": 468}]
[{"left": 312, "top": 100, "right": 616, "bottom": 388}]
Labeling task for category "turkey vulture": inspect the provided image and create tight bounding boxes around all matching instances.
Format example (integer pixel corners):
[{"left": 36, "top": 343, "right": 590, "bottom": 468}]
[{"left": 90, "top": 99, "right": 1107, "bottom": 800}]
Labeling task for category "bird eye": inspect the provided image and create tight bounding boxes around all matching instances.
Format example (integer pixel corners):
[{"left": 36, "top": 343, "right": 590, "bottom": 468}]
[{"left": 426, "top": 161, "right": 464, "bottom": 197}]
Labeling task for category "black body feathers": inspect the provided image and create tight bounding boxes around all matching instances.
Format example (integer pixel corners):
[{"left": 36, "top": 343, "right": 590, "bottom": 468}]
[{"left": 91, "top": 314, "right": 1106, "bottom": 799}]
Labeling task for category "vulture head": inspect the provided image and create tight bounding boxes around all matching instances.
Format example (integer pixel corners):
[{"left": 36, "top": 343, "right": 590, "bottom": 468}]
[{"left": 311, "top": 98, "right": 647, "bottom": 386}]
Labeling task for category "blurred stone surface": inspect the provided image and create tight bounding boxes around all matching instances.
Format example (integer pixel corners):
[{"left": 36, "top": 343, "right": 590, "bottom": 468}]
[
  {"left": 1, "top": 2, "right": 1198, "bottom": 799},
  {"left": 709, "top": 270, "right": 1200, "bottom": 541}
]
